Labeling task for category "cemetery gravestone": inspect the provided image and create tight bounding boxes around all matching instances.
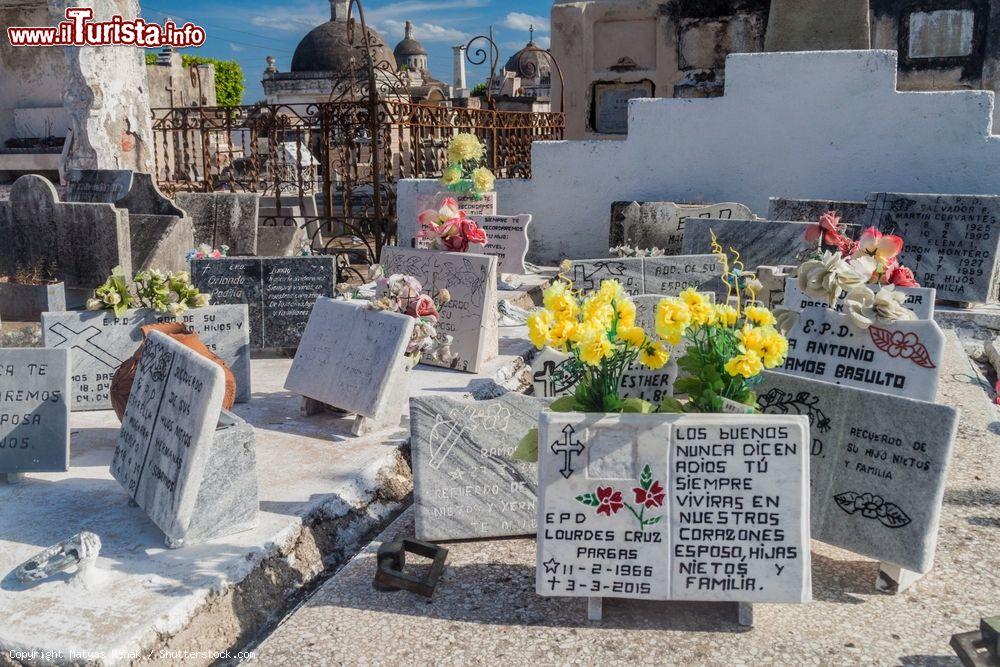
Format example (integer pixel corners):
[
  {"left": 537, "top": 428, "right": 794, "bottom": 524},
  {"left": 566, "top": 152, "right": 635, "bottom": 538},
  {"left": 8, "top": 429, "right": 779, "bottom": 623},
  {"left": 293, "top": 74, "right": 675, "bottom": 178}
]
[
  {"left": 862, "top": 193, "right": 1000, "bottom": 303},
  {"left": 531, "top": 347, "right": 577, "bottom": 399},
  {"left": 176, "top": 192, "right": 261, "bottom": 256},
  {"left": 285, "top": 298, "right": 415, "bottom": 435},
  {"left": 65, "top": 169, "right": 133, "bottom": 204},
  {"left": 781, "top": 306, "right": 944, "bottom": 402},
  {"left": 570, "top": 258, "right": 644, "bottom": 296},
  {"left": 411, "top": 393, "right": 546, "bottom": 541},
  {"left": 610, "top": 201, "right": 754, "bottom": 253},
  {"left": 682, "top": 218, "right": 812, "bottom": 270},
  {"left": 42, "top": 306, "right": 252, "bottom": 411},
  {"left": 757, "top": 371, "right": 958, "bottom": 574},
  {"left": 110, "top": 332, "right": 258, "bottom": 547},
  {"left": 620, "top": 295, "right": 678, "bottom": 404},
  {"left": 782, "top": 278, "right": 936, "bottom": 319},
  {"left": 191, "top": 257, "right": 337, "bottom": 349},
  {"left": 642, "top": 255, "right": 726, "bottom": 300},
  {"left": 474, "top": 214, "right": 532, "bottom": 275},
  {"left": 537, "top": 412, "right": 810, "bottom": 610},
  {"left": 0, "top": 349, "right": 70, "bottom": 476},
  {"left": 767, "top": 197, "right": 869, "bottom": 229},
  {"left": 381, "top": 247, "right": 499, "bottom": 373},
  {"left": 593, "top": 82, "right": 654, "bottom": 134},
  {"left": 455, "top": 192, "right": 497, "bottom": 217}
]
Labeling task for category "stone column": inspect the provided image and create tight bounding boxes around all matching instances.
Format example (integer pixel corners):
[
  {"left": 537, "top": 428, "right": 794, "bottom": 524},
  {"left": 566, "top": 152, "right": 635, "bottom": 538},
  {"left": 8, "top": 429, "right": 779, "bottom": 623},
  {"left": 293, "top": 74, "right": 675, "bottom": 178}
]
[
  {"left": 452, "top": 45, "right": 467, "bottom": 98},
  {"left": 57, "top": 0, "right": 155, "bottom": 174},
  {"left": 765, "top": 0, "right": 871, "bottom": 52}
]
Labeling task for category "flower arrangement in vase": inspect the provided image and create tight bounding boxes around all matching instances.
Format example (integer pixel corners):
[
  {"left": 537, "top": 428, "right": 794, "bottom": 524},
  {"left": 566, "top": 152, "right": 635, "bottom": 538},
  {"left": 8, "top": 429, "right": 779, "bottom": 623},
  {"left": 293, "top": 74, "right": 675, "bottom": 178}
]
[
  {"left": 439, "top": 133, "right": 495, "bottom": 198},
  {"left": 368, "top": 267, "right": 455, "bottom": 364},
  {"left": 88, "top": 266, "right": 210, "bottom": 317},
  {"left": 417, "top": 197, "right": 489, "bottom": 252}
]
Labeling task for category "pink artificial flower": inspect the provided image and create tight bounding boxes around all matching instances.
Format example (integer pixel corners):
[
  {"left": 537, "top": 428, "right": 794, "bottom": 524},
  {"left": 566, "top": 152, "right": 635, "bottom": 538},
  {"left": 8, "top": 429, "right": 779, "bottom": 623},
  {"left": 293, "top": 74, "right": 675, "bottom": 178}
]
[
  {"left": 855, "top": 227, "right": 903, "bottom": 262},
  {"left": 406, "top": 294, "right": 439, "bottom": 321},
  {"left": 888, "top": 265, "right": 919, "bottom": 287},
  {"left": 418, "top": 209, "right": 440, "bottom": 228},
  {"left": 461, "top": 219, "right": 488, "bottom": 245},
  {"left": 438, "top": 197, "right": 460, "bottom": 219},
  {"left": 805, "top": 211, "right": 843, "bottom": 247},
  {"left": 442, "top": 232, "right": 470, "bottom": 252}
]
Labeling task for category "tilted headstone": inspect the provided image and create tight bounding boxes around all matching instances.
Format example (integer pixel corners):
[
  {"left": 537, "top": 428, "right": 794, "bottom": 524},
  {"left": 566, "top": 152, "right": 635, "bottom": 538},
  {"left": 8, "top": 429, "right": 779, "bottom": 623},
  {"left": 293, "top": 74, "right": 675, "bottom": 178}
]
[
  {"left": 781, "top": 306, "right": 944, "bottom": 401},
  {"left": 757, "top": 371, "right": 958, "bottom": 574},
  {"left": 767, "top": 197, "right": 869, "bottom": 230},
  {"left": 191, "top": 257, "right": 337, "bottom": 349},
  {"left": 285, "top": 298, "right": 415, "bottom": 436},
  {"left": 176, "top": 192, "right": 261, "bottom": 256},
  {"left": 0, "top": 349, "right": 70, "bottom": 476},
  {"left": 66, "top": 170, "right": 184, "bottom": 217},
  {"left": 411, "top": 393, "right": 546, "bottom": 541},
  {"left": 381, "top": 247, "right": 499, "bottom": 373},
  {"left": 862, "top": 193, "right": 1000, "bottom": 303},
  {"left": 474, "top": 214, "right": 531, "bottom": 275},
  {"left": 569, "top": 257, "right": 644, "bottom": 296},
  {"left": 682, "top": 218, "right": 812, "bottom": 270},
  {"left": 42, "top": 305, "right": 252, "bottom": 411},
  {"left": 537, "top": 412, "right": 810, "bottom": 611},
  {"left": 0, "top": 175, "right": 132, "bottom": 289},
  {"left": 782, "top": 278, "right": 936, "bottom": 319},
  {"left": 110, "top": 332, "right": 258, "bottom": 548},
  {"left": 610, "top": 201, "right": 754, "bottom": 253}
]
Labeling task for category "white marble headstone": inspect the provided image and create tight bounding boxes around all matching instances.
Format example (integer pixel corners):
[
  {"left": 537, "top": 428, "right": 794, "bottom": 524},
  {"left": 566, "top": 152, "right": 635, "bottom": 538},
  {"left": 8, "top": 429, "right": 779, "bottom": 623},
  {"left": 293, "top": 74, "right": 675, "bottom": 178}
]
[
  {"left": 475, "top": 214, "right": 531, "bottom": 275},
  {"left": 610, "top": 201, "right": 754, "bottom": 253},
  {"left": 0, "top": 349, "right": 70, "bottom": 474},
  {"left": 782, "top": 278, "right": 936, "bottom": 319}
]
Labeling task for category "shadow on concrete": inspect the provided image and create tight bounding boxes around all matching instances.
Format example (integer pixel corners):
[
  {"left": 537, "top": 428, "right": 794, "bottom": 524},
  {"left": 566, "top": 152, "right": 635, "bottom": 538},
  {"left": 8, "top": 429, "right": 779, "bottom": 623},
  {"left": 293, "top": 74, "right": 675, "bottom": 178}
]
[{"left": 808, "top": 553, "right": 875, "bottom": 605}]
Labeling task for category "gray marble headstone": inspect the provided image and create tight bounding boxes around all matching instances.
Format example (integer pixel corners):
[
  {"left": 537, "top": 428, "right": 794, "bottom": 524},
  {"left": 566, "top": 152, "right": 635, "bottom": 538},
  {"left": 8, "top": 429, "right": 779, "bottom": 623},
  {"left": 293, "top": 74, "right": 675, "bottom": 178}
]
[
  {"left": 67, "top": 170, "right": 183, "bottom": 217},
  {"left": 411, "top": 393, "right": 545, "bottom": 541},
  {"left": 569, "top": 258, "right": 644, "bottom": 295},
  {"left": 767, "top": 197, "right": 868, "bottom": 229},
  {"left": 176, "top": 192, "right": 261, "bottom": 256},
  {"left": 285, "top": 298, "right": 415, "bottom": 432},
  {"left": 191, "top": 257, "right": 337, "bottom": 349},
  {"left": 381, "top": 247, "right": 499, "bottom": 373},
  {"left": 682, "top": 218, "right": 812, "bottom": 270},
  {"left": 757, "top": 371, "right": 958, "bottom": 572},
  {"left": 783, "top": 278, "right": 936, "bottom": 319},
  {"left": 42, "top": 306, "right": 252, "bottom": 410},
  {"left": 129, "top": 213, "right": 194, "bottom": 275},
  {"left": 110, "top": 332, "right": 258, "bottom": 547},
  {"left": 475, "top": 214, "right": 531, "bottom": 275},
  {"left": 611, "top": 201, "right": 753, "bottom": 253},
  {"left": 862, "top": 193, "right": 1000, "bottom": 303},
  {"left": 642, "top": 255, "right": 726, "bottom": 299},
  {"left": 0, "top": 349, "right": 70, "bottom": 474},
  {"left": 0, "top": 175, "right": 132, "bottom": 289},
  {"left": 537, "top": 412, "right": 810, "bottom": 603},
  {"left": 781, "top": 306, "right": 943, "bottom": 401}
]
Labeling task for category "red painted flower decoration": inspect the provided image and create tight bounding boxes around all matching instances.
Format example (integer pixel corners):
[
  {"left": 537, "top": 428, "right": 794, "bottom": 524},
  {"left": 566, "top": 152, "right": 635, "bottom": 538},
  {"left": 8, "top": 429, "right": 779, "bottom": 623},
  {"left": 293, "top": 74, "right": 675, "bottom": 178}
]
[
  {"left": 595, "top": 486, "right": 623, "bottom": 516},
  {"left": 633, "top": 480, "right": 665, "bottom": 509},
  {"left": 869, "top": 326, "right": 936, "bottom": 369}
]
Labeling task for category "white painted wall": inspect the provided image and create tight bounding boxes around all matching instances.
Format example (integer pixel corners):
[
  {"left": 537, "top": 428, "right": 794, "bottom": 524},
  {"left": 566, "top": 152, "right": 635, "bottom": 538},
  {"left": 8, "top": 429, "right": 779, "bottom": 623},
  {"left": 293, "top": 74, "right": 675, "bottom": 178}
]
[{"left": 398, "top": 50, "right": 1000, "bottom": 264}]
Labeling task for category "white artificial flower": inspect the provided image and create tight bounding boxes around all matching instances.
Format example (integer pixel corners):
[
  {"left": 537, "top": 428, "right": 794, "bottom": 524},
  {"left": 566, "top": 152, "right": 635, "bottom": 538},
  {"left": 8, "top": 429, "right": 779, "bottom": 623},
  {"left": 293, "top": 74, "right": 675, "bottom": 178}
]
[
  {"left": 193, "top": 293, "right": 210, "bottom": 308},
  {"left": 106, "top": 292, "right": 121, "bottom": 306},
  {"left": 86, "top": 298, "right": 103, "bottom": 311},
  {"left": 798, "top": 250, "right": 871, "bottom": 306},
  {"left": 844, "top": 285, "right": 916, "bottom": 329}
]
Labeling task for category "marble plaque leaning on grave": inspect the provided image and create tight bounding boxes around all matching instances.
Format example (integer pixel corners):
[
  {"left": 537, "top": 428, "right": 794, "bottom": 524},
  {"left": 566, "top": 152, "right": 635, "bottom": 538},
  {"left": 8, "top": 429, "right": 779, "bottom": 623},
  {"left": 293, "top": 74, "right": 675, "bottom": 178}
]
[
  {"left": 285, "top": 298, "right": 415, "bottom": 436},
  {"left": 568, "top": 258, "right": 644, "bottom": 296},
  {"left": 862, "top": 193, "right": 1000, "bottom": 304},
  {"left": 411, "top": 393, "right": 547, "bottom": 541},
  {"left": 610, "top": 201, "right": 754, "bottom": 254},
  {"left": 474, "top": 214, "right": 532, "bottom": 275},
  {"left": 110, "top": 332, "right": 258, "bottom": 548},
  {"left": 767, "top": 198, "right": 868, "bottom": 230},
  {"left": 782, "top": 278, "right": 936, "bottom": 319},
  {"left": 642, "top": 255, "right": 727, "bottom": 301},
  {"left": 536, "top": 412, "right": 811, "bottom": 620},
  {"left": 0, "top": 349, "right": 70, "bottom": 481},
  {"left": 381, "top": 247, "right": 499, "bottom": 373},
  {"left": 682, "top": 218, "right": 813, "bottom": 271},
  {"left": 780, "top": 305, "right": 944, "bottom": 402},
  {"left": 757, "top": 371, "right": 958, "bottom": 585}
]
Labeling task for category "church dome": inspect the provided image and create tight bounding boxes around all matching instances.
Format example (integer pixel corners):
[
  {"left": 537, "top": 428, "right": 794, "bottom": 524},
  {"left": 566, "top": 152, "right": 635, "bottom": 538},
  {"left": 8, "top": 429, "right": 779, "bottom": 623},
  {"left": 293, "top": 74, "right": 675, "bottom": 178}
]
[
  {"left": 291, "top": 18, "right": 396, "bottom": 73},
  {"left": 504, "top": 40, "right": 551, "bottom": 79}
]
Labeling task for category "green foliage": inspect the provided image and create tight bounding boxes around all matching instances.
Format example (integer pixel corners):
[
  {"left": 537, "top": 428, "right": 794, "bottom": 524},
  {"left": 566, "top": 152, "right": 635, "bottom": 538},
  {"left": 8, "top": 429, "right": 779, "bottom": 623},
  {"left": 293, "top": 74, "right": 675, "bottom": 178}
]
[
  {"left": 471, "top": 83, "right": 487, "bottom": 97},
  {"left": 145, "top": 51, "right": 245, "bottom": 107}
]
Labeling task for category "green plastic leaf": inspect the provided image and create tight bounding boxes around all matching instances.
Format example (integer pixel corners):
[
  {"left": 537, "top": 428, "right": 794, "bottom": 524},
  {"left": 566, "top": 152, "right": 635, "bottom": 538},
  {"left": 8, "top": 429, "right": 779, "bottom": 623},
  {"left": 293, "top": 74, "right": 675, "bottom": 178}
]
[
  {"left": 512, "top": 427, "right": 539, "bottom": 463},
  {"left": 640, "top": 464, "right": 653, "bottom": 491},
  {"left": 658, "top": 396, "right": 687, "bottom": 413},
  {"left": 620, "top": 398, "right": 655, "bottom": 414},
  {"left": 550, "top": 396, "right": 582, "bottom": 413},
  {"left": 673, "top": 377, "right": 702, "bottom": 395},
  {"left": 576, "top": 493, "right": 600, "bottom": 507}
]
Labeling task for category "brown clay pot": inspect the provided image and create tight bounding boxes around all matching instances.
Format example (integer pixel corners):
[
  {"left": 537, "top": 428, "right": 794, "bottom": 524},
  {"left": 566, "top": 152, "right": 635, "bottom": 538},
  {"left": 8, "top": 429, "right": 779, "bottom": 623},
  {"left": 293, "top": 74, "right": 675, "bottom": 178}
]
[{"left": 110, "top": 322, "right": 238, "bottom": 421}]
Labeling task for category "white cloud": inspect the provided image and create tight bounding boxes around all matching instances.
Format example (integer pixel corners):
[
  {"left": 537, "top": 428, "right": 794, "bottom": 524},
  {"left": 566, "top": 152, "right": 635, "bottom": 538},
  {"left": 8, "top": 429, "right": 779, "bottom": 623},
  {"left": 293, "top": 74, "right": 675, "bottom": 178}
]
[
  {"left": 503, "top": 11, "right": 550, "bottom": 34},
  {"left": 383, "top": 19, "right": 467, "bottom": 43},
  {"left": 229, "top": 42, "right": 244, "bottom": 52}
]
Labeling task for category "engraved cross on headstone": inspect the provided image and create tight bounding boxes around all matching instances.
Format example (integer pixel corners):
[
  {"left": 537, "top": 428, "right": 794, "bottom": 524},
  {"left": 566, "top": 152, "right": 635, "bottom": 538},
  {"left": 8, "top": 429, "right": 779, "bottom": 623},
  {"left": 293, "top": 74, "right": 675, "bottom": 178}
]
[
  {"left": 47, "top": 323, "right": 125, "bottom": 370},
  {"left": 551, "top": 424, "right": 584, "bottom": 479}
]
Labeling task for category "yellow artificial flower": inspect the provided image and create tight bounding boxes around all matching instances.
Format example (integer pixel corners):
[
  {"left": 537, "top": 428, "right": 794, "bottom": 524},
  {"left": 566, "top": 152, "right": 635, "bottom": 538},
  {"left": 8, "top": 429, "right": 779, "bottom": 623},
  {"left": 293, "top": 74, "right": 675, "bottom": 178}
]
[
  {"left": 618, "top": 325, "right": 646, "bottom": 348},
  {"left": 599, "top": 279, "right": 626, "bottom": 303},
  {"left": 571, "top": 319, "right": 602, "bottom": 344},
  {"left": 725, "top": 350, "right": 764, "bottom": 379},
  {"left": 680, "top": 288, "right": 715, "bottom": 326},
  {"left": 615, "top": 297, "right": 637, "bottom": 329},
  {"left": 471, "top": 166, "right": 495, "bottom": 194},
  {"left": 441, "top": 164, "right": 462, "bottom": 186},
  {"left": 744, "top": 305, "right": 777, "bottom": 327},
  {"left": 759, "top": 326, "right": 789, "bottom": 368},
  {"left": 447, "top": 133, "right": 484, "bottom": 163},
  {"left": 655, "top": 297, "right": 691, "bottom": 345},
  {"left": 549, "top": 318, "right": 577, "bottom": 351},
  {"left": 543, "top": 281, "right": 579, "bottom": 321},
  {"left": 582, "top": 295, "right": 615, "bottom": 327},
  {"left": 714, "top": 304, "right": 739, "bottom": 327},
  {"left": 640, "top": 342, "right": 670, "bottom": 370},
  {"left": 527, "top": 310, "right": 553, "bottom": 349},
  {"left": 579, "top": 330, "right": 612, "bottom": 366}
]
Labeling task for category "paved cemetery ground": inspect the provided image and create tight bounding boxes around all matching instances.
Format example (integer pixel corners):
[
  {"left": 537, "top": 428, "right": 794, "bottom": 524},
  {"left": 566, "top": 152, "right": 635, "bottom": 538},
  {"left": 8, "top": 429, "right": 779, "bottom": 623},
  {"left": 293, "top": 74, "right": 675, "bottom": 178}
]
[{"left": 252, "top": 333, "right": 1000, "bottom": 665}]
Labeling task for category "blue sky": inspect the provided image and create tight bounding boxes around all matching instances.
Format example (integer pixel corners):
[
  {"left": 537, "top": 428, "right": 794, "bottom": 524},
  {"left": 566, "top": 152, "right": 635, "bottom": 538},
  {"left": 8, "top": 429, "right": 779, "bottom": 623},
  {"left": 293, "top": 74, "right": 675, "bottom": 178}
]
[{"left": 140, "top": 0, "right": 551, "bottom": 103}]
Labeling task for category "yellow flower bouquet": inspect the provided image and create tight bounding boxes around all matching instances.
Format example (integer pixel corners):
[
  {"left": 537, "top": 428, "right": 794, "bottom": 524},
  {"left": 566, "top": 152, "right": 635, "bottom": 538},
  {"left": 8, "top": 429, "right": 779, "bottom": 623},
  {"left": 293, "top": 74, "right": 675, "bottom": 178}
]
[{"left": 440, "top": 133, "right": 496, "bottom": 198}]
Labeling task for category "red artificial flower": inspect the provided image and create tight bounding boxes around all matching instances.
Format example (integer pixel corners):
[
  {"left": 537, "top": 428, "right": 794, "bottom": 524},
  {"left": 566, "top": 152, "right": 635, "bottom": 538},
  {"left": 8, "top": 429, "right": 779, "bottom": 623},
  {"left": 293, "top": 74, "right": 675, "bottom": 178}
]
[
  {"left": 461, "top": 219, "right": 488, "bottom": 245},
  {"left": 633, "top": 480, "right": 665, "bottom": 509},
  {"left": 405, "top": 294, "right": 439, "bottom": 321},
  {"left": 805, "top": 211, "right": 843, "bottom": 247},
  {"left": 596, "top": 486, "right": 624, "bottom": 516},
  {"left": 888, "top": 265, "right": 918, "bottom": 287}
]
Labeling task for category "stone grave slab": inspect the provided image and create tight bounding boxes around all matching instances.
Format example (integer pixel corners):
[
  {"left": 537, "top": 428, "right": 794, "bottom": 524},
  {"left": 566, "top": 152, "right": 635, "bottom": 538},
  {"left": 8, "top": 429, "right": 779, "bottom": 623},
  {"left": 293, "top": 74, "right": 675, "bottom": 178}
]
[
  {"left": 642, "top": 255, "right": 726, "bottom": 300},
  {"left": 67, "top": 170, "right": 184, "bottom": 217},
  {"left": 610, "top": 201, "right": 753, "bottom": 253},
  {"left": 0, "top": 175, "right": 131, "bottom": 289},
  {"left": 782, "top": 278, "right": 936, "bottom": 319},
  {"left": 757, "top": 371, "right": 958, "bottom": 573},
  {"left": 411, "top": 393, "right": 546, "bottom": 541},
  {"left": 381, "top": 247, "right": 498, "bottom": 374},
  {"left": 455, "top": 192, "right": 497, "bottom": 217},
  {"left": 682, "top": 218, "right": 811, "bottom": 270},
  {"left": 474, "top": 214, "right": 531, "bottom": 275},
  {"left": 767, "top": 197, "right": 869, "bottom": 229},
  {"left": 781, "top": 306, "right": 944, "bottom": 401},
  {"left": 568, "top": 258, "right": 644, "bottom": 296},
  {"left": 531, "top": 347, "right": 577, "bottom": 399},
  {"left": 537, "top": 412, "right": 810, "bottom": 605},
  {"left": 191, "top": 257, "right": 337, "bottom": 349},
  {"left": 42, "top": 306, "right": 252, "bottom": 411},
  {"left": 862, "top": 193, "right": 1000, "bottom": 303},
  {"left": 176, "top": 192, "right": 260, "bottom": 256},
  {"left": 285, "top": 298, "right": 415, "bottom": 436},
  {"left": 110, "top": 331, "right": 258, "bottom": 547},
  {"left": 129, "top": 214, "right": 194, "bottom": 275},
  {"left": 0, "top": 349, "right": 70, "bottom": 475}
]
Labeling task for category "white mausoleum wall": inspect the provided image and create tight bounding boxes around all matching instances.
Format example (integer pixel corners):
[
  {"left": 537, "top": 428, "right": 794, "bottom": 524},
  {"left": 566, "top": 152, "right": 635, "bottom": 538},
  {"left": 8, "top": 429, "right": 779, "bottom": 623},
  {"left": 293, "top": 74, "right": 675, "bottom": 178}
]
[{"left": 398, "top": 50, "right": 1000, "bottom": 264}]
